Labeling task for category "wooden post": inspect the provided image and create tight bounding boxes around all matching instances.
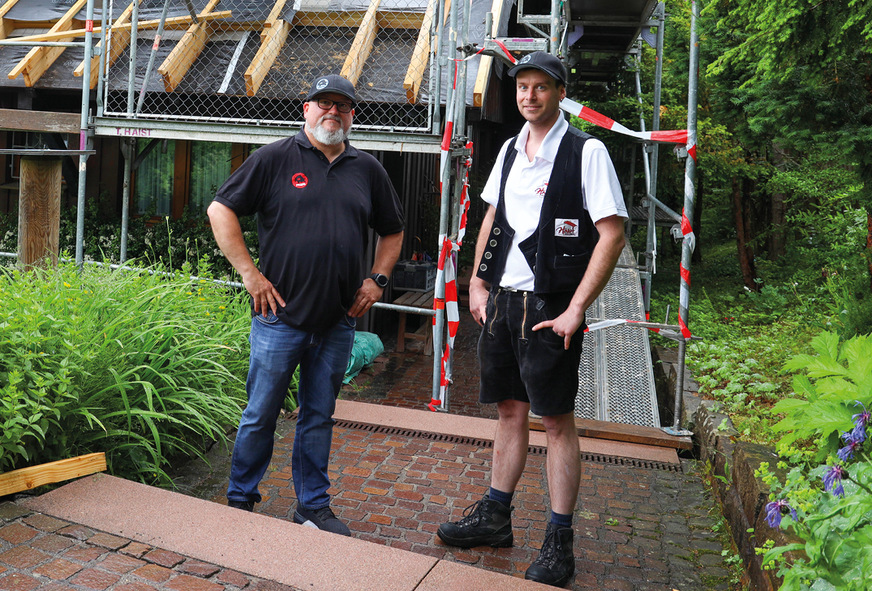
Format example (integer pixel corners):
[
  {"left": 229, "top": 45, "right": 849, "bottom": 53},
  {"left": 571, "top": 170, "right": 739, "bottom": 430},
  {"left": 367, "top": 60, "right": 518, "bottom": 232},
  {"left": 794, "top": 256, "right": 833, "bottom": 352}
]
[{"left": 18, "top": 156, "right": 62, "bottom": 269}]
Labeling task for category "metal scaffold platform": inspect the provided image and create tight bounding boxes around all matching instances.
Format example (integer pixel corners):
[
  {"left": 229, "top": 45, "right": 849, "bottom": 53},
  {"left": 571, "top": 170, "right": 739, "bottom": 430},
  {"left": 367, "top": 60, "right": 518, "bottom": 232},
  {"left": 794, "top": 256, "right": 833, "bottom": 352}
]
[{"left": 576, "top": 245, "right": 659, "bottom": 427}]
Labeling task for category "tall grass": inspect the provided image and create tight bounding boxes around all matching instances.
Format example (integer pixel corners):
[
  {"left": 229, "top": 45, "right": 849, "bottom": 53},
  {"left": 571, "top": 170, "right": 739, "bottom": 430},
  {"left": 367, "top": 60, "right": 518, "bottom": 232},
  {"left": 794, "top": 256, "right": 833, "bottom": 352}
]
[{"left": 0, "top": 259, "right": 251, "bottom": 486}]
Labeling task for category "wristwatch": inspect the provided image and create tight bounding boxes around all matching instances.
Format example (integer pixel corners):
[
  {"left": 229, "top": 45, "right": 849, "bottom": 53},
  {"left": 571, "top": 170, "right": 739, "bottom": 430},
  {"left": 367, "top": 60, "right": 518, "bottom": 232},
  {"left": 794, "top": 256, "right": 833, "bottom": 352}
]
[{"left": 370, "top": 273, "right": 389, "bottom": 288}]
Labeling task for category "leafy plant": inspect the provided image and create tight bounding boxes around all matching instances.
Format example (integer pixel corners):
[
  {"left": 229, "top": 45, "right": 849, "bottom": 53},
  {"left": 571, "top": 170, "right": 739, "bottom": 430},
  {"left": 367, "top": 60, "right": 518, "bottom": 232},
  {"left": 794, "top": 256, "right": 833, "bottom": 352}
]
[
  {"left": 0, "top": 260, "right": 252, "bottom": 484},
  {"left": 755, "top": 333, "right": 872, "bottom": 589},
  {"left": 771, "top": 332, "right": 872, "bottom": 463}
]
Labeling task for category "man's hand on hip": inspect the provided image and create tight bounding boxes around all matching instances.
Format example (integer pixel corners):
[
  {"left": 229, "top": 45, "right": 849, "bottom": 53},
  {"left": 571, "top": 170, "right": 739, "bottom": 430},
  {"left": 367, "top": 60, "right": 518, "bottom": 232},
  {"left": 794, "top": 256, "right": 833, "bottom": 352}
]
[{"left": 242, "top": 270, "right": 285, "bottom": 317}]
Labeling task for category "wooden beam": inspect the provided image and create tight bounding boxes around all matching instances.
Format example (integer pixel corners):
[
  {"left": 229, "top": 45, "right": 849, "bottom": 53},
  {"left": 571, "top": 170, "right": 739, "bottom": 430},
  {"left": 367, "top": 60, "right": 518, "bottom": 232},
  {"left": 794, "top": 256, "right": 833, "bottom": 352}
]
[
  {"left": 0, "top": 108, "right": 80, "bottom": 133},
  {"left": 529, "top": 416, "right": 693, "bottom": 451},
  {"left": 13, "top": 10, "right": 232, "bottom": 44},
  {"left": 245, "top": 0, "right": 291, "bottom": 97},
  {"left": 0, "top": 453, "right": 107, "bottom": 497},
  {"left": 7, "top": 0, "right": 88, "bottom": 87},
  {"left": 403, "top": 0, "right": 435, "bottom": 103},
  {"left": 0, "top": 0, "right": 19, "bottom": 40},
  {"left": 74, "top": 0, "right": 140, "bottom": 89},
  {"left": 263, "top": 0, "right": 288, "bottom": 31},
  {"left": 157, "top": 0, "right": 222, "bottom": 93},
  {"left": 245, "top": 20, "right": 290, "bottom": 97},
  {"left": 340, "top": 0, "right": 381, "bottom": 87},
  {"left": 292, "top": 11, "right": 422, "bottom": 30},
  {"left": 473, "top": 0, "right": 505, "bottom": 107}
]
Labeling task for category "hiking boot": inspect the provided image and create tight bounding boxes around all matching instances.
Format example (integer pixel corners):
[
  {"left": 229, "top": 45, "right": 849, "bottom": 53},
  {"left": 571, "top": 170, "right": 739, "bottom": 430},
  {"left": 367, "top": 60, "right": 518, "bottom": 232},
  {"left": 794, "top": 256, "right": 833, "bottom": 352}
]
[
  {"left": 293, "top": 504, "right": 351, "bottom": 536},
  {"left": 524, "top": 523, "right": 575, "bottom": 587},
  {"left": 437, "top": 495, "right": 513, "bottom": 548},
  {"left": 228, "top": 500, "right": 255, "bottom": 512}
]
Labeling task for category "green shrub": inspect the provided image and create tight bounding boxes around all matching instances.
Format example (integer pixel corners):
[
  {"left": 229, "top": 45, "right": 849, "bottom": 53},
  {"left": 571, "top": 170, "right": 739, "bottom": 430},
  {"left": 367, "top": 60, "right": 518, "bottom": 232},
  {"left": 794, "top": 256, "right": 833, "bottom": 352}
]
[
  {"left": 0, "top": 260, "right": 251, "bottom": 485},
  {"left": 757, "top": 331, "right": 872, "bottom": 590}
]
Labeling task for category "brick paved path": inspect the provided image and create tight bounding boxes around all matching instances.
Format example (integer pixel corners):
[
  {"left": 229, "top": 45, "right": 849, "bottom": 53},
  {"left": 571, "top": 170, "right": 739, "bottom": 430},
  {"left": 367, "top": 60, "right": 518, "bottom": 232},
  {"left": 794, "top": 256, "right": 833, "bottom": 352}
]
[
  {"left": 0, "top": 313, "right": 737, "bottom": 590},
  {"left": 0, "top": 502, "right": 278, "bottom": 591}
]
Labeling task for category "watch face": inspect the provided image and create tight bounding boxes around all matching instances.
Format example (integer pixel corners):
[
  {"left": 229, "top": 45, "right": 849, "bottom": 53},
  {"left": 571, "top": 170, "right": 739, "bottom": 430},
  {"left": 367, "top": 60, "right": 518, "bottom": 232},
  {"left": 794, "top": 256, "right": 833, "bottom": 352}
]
[{"left": 372, "top": 273, "right": 388, "bottom": 287}]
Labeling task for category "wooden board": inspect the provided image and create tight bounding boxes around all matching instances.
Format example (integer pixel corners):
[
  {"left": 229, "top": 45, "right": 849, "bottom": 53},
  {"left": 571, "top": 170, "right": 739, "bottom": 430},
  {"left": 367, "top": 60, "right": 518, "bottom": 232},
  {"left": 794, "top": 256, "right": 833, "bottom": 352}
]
[
  {"left": 0, "top": 453, "right": 107, "bottom": 497},
  {"left": 0, "top": 109, "right": 80, "bottom": 133},
  {"left": 529, "top": 416, "right": 693, "bottom": 450}
]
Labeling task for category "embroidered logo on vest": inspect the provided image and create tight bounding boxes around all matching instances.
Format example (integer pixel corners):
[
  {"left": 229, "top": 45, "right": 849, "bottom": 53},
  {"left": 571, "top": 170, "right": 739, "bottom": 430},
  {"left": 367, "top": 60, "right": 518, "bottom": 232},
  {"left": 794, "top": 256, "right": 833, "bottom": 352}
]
[{"left": 555, "top": 219, "right": 579, "bottom": 237}]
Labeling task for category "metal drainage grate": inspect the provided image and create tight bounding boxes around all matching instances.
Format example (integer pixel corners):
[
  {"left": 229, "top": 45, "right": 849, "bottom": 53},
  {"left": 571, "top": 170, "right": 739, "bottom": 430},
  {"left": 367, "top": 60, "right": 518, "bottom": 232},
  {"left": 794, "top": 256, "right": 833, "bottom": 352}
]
[{"left": 332, "top": 419, "right": 681, "bottom": 471}]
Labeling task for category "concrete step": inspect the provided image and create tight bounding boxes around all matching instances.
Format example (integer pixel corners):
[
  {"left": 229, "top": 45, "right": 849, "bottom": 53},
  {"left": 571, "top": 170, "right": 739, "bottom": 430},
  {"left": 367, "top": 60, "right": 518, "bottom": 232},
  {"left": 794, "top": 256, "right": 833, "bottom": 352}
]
[{"left": 20, "top": 473, "right": 553, "bottom": 591}]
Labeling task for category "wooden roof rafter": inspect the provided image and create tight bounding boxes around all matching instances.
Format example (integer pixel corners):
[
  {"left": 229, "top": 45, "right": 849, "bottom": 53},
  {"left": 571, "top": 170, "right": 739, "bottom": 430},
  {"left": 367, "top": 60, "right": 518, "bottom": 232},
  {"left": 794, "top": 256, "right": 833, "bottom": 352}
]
[
  {"left": 291, "top": 11, "right": 422, "bottom": 30},
  {"left": 0, "top": 0, "right": 19, "bottom": 41},
  {"left": 7, "top": 11, "right": 231, "bottom": 44},
  {"left": 7, "top": 0, "right": 88, "bottom": 87},
  {"left": 244, "top": 0, "right": 291, "bottom": 97},
  {"left": 157, "top": 0, "right": 222, "bottom": 93},
  {"left": 403, "top": 0, "right": 444, "bottom": 104},
  {"left": 340, "top": 0, "right": 381, "bottom": 86},
  {"left": 74, "top": 0, "right": 141, "bottom": 89}
]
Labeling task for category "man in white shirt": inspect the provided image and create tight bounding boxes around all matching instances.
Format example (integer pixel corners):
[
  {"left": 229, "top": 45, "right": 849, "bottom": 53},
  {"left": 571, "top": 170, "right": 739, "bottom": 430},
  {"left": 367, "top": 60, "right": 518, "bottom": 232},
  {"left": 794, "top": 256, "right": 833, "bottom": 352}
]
[{"left": 436, "top": 52, "right": 627, "bottom": 587}]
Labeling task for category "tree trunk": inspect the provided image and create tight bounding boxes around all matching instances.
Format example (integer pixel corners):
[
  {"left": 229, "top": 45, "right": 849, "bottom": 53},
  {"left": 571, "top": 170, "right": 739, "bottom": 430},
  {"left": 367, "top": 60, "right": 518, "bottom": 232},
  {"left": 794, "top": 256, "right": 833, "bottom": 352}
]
[
  {"left": 867, "top": 211, "right": 872, "bottom": 292},
  {"left": 732, "top": 176, "right": 758, "bottom": 291},
  {"left": 768, "top": 143, "right": 788, "bottom": 260},
  {"left": 768, "top": 189, "right": 786, "bottom": 259}
]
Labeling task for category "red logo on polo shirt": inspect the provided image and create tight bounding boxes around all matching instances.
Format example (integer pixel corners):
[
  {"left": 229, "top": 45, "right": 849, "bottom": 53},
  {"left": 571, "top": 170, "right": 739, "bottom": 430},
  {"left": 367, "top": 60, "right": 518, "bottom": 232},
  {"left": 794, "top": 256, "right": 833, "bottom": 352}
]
[{"left": 292, "top": 173, "right": 308, "bottom": 188}]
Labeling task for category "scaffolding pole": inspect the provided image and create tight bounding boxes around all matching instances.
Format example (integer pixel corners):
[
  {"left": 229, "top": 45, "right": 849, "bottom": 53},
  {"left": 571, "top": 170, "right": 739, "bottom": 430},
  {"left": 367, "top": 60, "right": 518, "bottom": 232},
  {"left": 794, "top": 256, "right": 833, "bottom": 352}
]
[
  {"left": 665, "top": 0, "right": 698, "bottom": 437},
  {"left": 74, "top": 0, "right": 96, "bottom": 268}
]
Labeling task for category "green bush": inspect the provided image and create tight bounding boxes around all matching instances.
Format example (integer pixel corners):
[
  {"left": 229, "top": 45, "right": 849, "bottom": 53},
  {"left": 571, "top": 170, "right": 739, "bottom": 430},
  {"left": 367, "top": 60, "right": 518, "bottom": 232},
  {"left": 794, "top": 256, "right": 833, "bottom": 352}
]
[
  {"left": 0, "top": 260, "right": 251, "bottom": 485},
  {"left": 0, "top": 200, "right": 257, "bottom": 279},
  {"left": 757, "top": 332, "right": 872, "bottom": 590}
]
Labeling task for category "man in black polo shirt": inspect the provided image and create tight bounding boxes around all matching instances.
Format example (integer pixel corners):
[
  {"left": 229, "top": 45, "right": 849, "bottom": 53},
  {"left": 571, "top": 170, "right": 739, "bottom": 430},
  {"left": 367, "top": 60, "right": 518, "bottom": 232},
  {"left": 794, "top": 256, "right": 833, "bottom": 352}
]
[{"left": 207, "top": 74, "right": 404, "bottom": 535}]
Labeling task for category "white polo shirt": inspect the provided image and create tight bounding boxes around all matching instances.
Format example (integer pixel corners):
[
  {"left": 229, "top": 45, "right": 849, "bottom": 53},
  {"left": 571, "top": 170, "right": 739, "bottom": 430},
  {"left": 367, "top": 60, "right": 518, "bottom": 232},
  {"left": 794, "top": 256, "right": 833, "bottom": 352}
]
[{"left": 480, "top": 116, "right": 627, "bottom": 291}]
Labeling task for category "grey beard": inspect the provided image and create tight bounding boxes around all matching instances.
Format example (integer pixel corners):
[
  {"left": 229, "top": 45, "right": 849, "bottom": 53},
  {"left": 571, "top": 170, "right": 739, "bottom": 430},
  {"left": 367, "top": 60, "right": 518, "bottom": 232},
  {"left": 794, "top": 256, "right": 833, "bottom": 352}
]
[{"left": 306, "top": 121, "right": 347, "bottom": 146}]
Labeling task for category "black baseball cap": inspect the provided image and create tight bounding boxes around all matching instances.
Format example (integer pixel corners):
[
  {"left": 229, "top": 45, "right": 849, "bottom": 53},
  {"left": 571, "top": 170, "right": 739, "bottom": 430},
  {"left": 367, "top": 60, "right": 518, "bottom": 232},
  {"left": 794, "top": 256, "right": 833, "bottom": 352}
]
[
  {"left": 507, "top": 52, "right": 567, "bottom": 86},
  {"left": 305, "top": 74, "right": 356, "bottom": 104}
]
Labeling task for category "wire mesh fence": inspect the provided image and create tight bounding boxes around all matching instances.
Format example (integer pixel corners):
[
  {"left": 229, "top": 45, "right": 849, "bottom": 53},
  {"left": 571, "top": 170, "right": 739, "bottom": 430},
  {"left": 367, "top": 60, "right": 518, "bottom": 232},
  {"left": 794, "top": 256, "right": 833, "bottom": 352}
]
[{"left": 98, "top": 0, "right": 437, "bottom": 131}]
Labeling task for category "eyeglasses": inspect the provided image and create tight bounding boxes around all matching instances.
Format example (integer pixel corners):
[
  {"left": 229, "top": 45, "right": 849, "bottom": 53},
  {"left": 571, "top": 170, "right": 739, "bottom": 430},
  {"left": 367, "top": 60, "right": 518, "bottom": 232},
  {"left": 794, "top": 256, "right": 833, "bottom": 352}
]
[{"left": 314, "top": 98, "right": 353, "bottom": 113}]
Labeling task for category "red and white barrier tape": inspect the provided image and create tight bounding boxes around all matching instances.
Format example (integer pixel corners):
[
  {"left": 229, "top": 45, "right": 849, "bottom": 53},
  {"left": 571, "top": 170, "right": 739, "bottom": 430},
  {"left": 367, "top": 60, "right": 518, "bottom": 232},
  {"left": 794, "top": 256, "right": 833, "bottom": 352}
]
[{"left": 560, "top": 98, "right": 688, "bottom": 144}]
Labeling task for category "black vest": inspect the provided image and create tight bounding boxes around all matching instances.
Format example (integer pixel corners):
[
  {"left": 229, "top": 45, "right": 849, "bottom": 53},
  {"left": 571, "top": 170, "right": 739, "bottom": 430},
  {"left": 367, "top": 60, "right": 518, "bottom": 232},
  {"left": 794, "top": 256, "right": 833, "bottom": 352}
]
[{"left": 477, "top": 125, "right": 599, "bottom": 295}]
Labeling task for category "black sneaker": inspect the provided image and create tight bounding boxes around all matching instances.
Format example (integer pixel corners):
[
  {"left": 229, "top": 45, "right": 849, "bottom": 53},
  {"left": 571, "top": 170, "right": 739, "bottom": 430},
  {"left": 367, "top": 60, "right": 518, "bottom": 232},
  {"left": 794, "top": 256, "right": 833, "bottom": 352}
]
[
  {"left": 293, "top": 505, "right": 351, "bottom": 536},
  {"left": 524, "top": 523, "right": 575, "bottom": 587},
  {"left": 437, "top": 495, "right": 513, "bottom": 548},
  {"left": 227, "top": 500, "right": 255, "bottom": 512}
]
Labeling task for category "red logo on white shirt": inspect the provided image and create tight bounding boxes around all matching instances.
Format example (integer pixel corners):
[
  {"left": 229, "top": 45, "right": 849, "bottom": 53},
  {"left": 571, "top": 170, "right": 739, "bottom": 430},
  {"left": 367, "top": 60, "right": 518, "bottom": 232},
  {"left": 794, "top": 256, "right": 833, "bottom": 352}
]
[
  {"left": 292, "top": 173, "right": 308, "bottom": 188},
  {"left": 535, "top": 182, "right": 548, "bottom": 197}
]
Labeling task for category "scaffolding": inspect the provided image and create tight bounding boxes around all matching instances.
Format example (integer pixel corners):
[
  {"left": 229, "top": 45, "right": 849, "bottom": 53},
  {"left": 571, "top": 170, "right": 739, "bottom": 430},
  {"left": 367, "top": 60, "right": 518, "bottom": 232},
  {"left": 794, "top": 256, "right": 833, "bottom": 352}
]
[{"left": 0, "top": 0, "right": 699, "bottom": 435}]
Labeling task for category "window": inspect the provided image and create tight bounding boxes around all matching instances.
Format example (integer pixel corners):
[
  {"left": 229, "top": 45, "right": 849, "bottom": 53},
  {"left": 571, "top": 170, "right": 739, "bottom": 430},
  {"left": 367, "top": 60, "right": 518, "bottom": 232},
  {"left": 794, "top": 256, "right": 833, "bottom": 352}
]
[
  {"left": 189, "top": 141, "right": 232, "bottom": 213},
  {"left": 135, "top": 139, "right": 175, "bottom": 216}
]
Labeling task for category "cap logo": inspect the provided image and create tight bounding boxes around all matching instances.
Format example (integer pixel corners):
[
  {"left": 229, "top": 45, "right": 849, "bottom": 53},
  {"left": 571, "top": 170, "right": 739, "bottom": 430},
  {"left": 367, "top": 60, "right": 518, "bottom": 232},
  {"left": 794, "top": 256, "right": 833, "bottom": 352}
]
[
  {"left": 315, "top": 78, "right": 329, "bottom": 90},
  {"left": 519, "top": 55, "right": 532, "bottom": 64}
]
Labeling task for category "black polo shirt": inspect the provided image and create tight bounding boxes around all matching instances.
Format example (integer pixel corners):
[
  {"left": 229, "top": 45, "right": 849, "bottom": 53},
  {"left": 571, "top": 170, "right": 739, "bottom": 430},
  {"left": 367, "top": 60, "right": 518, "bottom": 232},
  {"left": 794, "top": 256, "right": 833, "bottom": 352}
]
[{"left": 214, "top": 131, "right": 404, "bottom": 332}]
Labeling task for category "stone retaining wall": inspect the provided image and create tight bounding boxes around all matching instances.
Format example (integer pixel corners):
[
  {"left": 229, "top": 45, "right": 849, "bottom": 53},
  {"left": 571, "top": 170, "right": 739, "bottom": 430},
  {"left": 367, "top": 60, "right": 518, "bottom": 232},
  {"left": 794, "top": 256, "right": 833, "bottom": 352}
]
[{"left": 654, "top": 347, "right": 799, "bottom": 591}]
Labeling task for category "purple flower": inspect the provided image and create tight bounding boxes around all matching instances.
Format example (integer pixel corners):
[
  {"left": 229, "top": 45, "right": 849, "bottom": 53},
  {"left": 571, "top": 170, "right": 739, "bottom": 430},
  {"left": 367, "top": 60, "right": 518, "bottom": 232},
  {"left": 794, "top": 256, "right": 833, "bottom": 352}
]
[
  {"left": 765, "top": 499, "right": 797, "bottom": 528},
  {"left": 822, "top": 465, "right": 848, "bottom": 497},
  {"left": 838, "top": 430, "right": 864, "bottom": 462},
  {"left": 851, "top": 401, "right": 870, "bottom": 442}
]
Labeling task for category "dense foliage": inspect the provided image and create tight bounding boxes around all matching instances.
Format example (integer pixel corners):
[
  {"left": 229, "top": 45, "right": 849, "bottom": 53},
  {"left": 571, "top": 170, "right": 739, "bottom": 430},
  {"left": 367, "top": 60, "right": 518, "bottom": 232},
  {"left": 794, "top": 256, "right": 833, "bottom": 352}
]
[
  {"left": 0, "top": 260, "right": 251, "bottom": 485},
  {"left": 635, "top": 3, "right": 872, "bottom": 589},
  {"left": 0, "top": 200, "right": 256, "bottom": 280}
]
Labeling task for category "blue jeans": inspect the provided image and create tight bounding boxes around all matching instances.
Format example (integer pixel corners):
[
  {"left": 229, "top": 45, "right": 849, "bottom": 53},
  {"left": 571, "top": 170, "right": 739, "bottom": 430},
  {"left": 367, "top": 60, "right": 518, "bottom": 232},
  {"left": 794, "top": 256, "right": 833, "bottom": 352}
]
[{"left": 227, "top": 311, "right": 355, "bottom": 509}]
